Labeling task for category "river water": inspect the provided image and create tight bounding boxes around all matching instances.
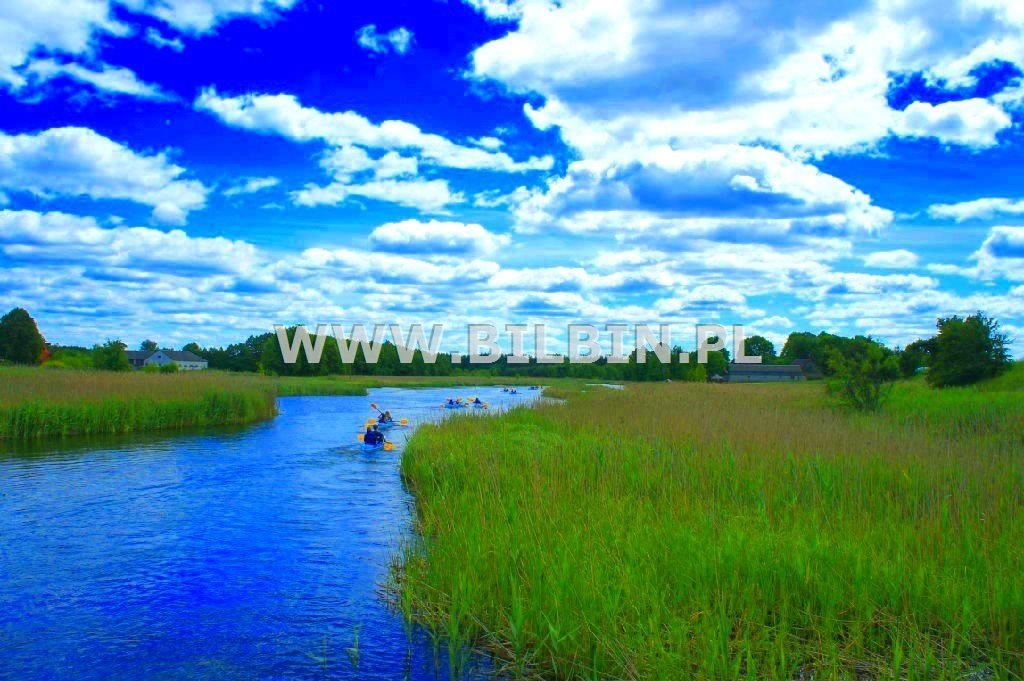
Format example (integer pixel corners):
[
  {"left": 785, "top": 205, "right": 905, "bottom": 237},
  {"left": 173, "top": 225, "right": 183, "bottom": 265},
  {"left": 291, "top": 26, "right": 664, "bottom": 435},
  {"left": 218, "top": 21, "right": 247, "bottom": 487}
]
[{"left": 0, "top": 386, "right": 538, "bottom": 680}]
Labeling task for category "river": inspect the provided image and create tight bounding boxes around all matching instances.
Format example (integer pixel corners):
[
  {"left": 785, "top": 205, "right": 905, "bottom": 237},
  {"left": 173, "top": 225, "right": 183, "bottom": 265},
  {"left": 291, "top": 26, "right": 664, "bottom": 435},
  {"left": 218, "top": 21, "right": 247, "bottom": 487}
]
[{"left": 0, "top": 386, "right": 539, "bottom": 680}]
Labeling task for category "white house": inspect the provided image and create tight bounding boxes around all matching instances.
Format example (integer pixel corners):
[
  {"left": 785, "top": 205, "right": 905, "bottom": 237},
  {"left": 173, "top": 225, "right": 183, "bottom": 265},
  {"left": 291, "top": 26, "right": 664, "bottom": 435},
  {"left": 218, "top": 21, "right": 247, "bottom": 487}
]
[{"left": 126, "top": 349, "right": 208, "bottom": 371}]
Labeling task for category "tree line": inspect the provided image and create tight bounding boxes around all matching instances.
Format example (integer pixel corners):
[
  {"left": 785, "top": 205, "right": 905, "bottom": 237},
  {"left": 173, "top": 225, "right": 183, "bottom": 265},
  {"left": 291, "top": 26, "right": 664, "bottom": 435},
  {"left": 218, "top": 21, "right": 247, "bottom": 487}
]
[{"left": 0, "top": 308, "right": 1012, "bottom": 390}]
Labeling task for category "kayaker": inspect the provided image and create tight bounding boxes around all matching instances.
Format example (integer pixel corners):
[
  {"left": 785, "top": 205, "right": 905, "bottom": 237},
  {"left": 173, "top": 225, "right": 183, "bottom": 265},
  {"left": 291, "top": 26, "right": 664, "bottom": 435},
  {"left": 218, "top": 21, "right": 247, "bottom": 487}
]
[
  {"left": 364, "top": 426, "right": 378, "bottom": 445},
  {"left": 380, "top": 410, "right": 393, "bottom": 423},
  {"left": 446, "top": 398, "right": 456, "bottom": 407},
  {"left": 473, "top": 397, "right": 483, "bottom": 405}
]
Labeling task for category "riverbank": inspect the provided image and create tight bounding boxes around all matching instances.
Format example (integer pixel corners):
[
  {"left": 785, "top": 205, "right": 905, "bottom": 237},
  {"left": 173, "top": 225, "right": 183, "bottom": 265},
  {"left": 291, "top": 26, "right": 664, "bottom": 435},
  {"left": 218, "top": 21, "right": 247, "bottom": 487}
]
[
  {"left": 0, "top": 367, "right": 588, "bottom": 440},
  {"left": 397, "top": 376, "right": 1024, "bottom": 679}
]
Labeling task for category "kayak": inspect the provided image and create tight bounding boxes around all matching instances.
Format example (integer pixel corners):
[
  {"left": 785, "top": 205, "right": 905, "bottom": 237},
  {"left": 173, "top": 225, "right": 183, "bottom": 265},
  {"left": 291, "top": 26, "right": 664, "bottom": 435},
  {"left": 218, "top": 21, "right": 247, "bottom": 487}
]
[
  {"left": 472, "top": 403, "right": 486, "bottom": 409},
  {"left": 445, "top": 403, "right": 466, "bottom": 409},
  {"left": 376, "top": 420, "right": 398, "bottom": 430},
  {"left": 362, "top": 441, "right": 385, "bottom": 452}
]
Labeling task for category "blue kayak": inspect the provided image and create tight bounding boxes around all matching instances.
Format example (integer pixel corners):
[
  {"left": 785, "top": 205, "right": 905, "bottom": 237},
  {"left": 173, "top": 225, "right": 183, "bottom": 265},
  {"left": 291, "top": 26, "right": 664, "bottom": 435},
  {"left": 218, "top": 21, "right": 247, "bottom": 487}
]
[
  {"left": 444, "top": 403, "right": 465, "bottom": 409},
  {"left": 362, "top": 441, "right": 385, "bottom": 452},
  {"left": 376, "top": 420, "right": 397, "bottom": 430}
]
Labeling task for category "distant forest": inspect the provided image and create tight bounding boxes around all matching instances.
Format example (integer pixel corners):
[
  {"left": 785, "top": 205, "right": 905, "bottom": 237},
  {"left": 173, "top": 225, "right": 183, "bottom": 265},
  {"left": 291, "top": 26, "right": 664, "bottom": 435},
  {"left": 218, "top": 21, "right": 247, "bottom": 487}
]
[{"left": 4, "top": 307, "right": 1010, "bottom": 387}]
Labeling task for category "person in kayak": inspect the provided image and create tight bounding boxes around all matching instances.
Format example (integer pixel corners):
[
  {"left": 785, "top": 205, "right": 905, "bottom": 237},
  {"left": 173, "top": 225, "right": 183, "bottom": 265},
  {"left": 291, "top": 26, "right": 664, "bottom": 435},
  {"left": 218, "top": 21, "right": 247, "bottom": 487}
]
[
  {"left": 365, "top": 425, "right": 385, "bottom": 446},
  {"left": 473, "top": 397, "right": 483, "bottom": 405},
  {"left": 446, "top": 398, "right": 456, "bottom": 407},
  {"left": 380, "top": 410, "right": 393, "bottom": 424}
]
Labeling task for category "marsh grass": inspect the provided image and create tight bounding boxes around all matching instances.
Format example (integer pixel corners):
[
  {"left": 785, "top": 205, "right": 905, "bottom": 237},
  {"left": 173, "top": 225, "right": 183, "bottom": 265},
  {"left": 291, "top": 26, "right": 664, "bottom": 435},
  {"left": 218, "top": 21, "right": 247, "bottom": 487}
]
[
  {"left": 398, "top": 380, "right": 1024, "bottom": 679},
  {"left": 0, "top": 368, "right": 278, "bottom": 439},
  {"left": 0, "top": 368, "right": 586, "bottom": 439}
]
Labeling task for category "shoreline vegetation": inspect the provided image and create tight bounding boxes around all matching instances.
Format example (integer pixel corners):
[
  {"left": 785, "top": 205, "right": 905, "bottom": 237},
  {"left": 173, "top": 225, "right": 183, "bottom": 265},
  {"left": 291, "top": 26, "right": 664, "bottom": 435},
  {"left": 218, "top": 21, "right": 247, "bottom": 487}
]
[
  {"left": 0, "top": 367, "right": 576, "bottom": 440},
  {"left": 396, "top": 368, "right": 1024, "bottom": 679}
]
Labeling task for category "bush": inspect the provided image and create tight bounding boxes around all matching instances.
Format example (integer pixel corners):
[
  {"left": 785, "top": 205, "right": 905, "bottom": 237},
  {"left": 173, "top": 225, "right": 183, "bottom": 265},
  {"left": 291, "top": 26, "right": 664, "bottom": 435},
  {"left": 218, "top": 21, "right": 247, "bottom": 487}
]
[
  {"left": 92, "top": 340, "right": 131, "bottom": 371},
  {"left": 827, "top": 340, "right": 900, "bottom": 412}
]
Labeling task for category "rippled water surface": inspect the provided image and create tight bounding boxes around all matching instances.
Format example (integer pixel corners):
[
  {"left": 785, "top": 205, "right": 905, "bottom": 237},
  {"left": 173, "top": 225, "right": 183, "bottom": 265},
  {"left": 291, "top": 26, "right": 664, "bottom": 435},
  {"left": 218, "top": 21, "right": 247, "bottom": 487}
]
[{"left": 0, "top": 386, "right": 536, "bottom": 680}]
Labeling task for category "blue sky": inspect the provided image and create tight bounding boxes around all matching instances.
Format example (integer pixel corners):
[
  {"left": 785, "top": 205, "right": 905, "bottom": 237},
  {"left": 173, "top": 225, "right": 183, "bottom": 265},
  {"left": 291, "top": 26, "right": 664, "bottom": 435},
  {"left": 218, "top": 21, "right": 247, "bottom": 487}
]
[{"left": 1, "top": 0, "right": 1023, "bottom": 354}]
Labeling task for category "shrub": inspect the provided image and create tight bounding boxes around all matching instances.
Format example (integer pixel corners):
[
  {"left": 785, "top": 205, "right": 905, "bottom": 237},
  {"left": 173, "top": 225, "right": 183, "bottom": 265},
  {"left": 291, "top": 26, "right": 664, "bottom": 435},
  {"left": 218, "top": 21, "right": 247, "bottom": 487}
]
[{"left": 826, "top": 340, "right": 900, "bottom": 412}]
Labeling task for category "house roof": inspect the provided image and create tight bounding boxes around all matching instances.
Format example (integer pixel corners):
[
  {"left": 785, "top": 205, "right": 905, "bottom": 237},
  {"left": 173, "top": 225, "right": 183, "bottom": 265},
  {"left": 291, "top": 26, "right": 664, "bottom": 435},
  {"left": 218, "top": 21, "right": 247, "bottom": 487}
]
[
  {"left": 125, "top": 349, "right": 206, "bottom": 362},
  {"left": 729, "top": 363, "right": 805, "bottom": 375}
]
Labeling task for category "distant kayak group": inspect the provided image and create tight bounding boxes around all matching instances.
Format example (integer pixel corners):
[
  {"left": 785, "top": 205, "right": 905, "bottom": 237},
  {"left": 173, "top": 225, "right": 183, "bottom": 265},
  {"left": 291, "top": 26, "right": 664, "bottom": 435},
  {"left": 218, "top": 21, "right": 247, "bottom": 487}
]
[{"left": 444, "top": 396, "right": 488, "bottom": 409}]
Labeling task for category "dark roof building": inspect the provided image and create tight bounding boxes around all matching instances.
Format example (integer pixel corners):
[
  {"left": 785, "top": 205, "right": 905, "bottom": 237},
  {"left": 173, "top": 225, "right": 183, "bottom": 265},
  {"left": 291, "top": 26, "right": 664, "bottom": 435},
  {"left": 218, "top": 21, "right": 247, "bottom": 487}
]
[{"left": 727, "top": 362, "right": 809, "bottom": 382}]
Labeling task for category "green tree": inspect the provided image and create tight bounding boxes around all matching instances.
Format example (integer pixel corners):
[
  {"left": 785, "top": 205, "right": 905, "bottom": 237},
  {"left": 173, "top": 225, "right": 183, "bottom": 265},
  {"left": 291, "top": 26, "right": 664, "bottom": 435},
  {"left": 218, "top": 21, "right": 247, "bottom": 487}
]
[
  {"left": 260, "top": 326, "right": 343, "bottom": 376},
  {"left": 826, "top": 339, "right": 900, "bottom": 412},
  {"left": 140, "top": 339, "right": 158, "bottom": 351},
  {"left": 92, "top": 339, "right": 131, "bottom": 371},
  {"left": 898, "top": 338, "right": 933, "bottom": 378},
  {"left": 927, "top": 313, "right": 1011, "bottom": 388},
  {"left": 0, "top": 307, "right": 46, "bottom": 365},
  {"left": 743, "top": 335, "right": 776, "bottom": 362}
]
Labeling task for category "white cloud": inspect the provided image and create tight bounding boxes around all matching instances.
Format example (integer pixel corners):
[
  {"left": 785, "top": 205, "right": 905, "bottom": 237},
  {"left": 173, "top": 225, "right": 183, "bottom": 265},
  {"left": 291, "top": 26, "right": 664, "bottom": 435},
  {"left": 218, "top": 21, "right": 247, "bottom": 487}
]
[
  {"left": 195, "top": 88, "right": 554, "bottom": 172},
  {"left": 864, "top": 249, "right": 919, "bottom": 268},
  {"left": 223, "top": 176, "right": 280, "bottom": 197},
  {"left": 468, "top": 0, "right": 1020, "bottom": 158},
  {"left": 0, "top": 127, "right": 207, "bottom": 225},
  {"left": 462, "top": 0, "right": 523, "bottom": 21},
  {"left": 118, "top": 0, "right": 298, "bottom": 34},
  {"left": 145, "top": 28, "right": 184, "bottom": 52},
  {"left": 0, "top": 209, "right": 260, "bottom": 274},
  {"left": 369, "top": 219, "right": 511, "bottom": 256},
  {"left": 356, "top": 24, "right": 413, "bottom": 55},
  {"left": 929, "top": 197, "right": 1024, "bottom": 222},
  {"left": 893, "top": 99, "right": 1012, "bottom": 148},
  {"left": 0, "top": 0, "right": 297, "bottom": 92},
  {"left": 25, "top": 59, "right": 172, "bottom": 100},
  {"left": 513, "top": 145, "right": 892, "bottom": 239},
  {"left": 972, "top": 226, "right": 1024, "bottom": 281},
  {"left": 0, "top": 0, "right": 122, "bottom": 89},
  {"left": 469, "top": 135, "right": 503, "bottom": 150},
  {"left": 291, "top": 178, "right": 461, "bottom": 213},
  {"left": 301, "top": 247, "right": 500, "bottom": 285}
]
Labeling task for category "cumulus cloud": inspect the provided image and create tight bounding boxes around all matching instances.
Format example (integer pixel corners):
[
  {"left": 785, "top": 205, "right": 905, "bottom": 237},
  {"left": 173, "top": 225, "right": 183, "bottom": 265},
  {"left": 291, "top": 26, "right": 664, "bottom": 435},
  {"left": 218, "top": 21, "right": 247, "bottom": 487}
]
[
  {"left": 223, "top": 176, "right": 280, "bottom": 197},
  {"left": 356, "top": 25, "right": 413, "bottom": 55},
  {"left": 24, "top": 59, "right": 172, "bottom": 100},
  {"left": 145, "top": 28, "right": 184, "bottom": 51},
  {"left": 369, "top": 219, "right": 511, "bottom": 256},
  {"left": 513, "top": 145, "right": 892, "bottom": 240},
  {"left": 0, "top": 0, "right": 297, "bottom": 92},
  {"left": 291, "top": 178, "right": 461, "bottom": 213},
  {"left": 972, "top": 226, "right": 1024, "bottom": 280},
  {"left": 467, "top": 0, "right": 1020, "bottom": 157},
  {"left": 0, "top": 209, "right": 259, "bottom": 274},
  {"left": 929, "top": 197, "right": 1024, "bottom": 222},
  {"left": 194, "top": 88, "right": 553, "bottom": 173},
  {"left": 893, "top": 99, "right": 1012, "bottom": 148},
  {"left": 118, "top": 0, "right": 298, "bottom": 34},
  {"left": 0, "top": 127, "right": 207, "bottom": 225},
  {"left": 301, "top": 247, "right": 500, "bottom": 285},
  {"left": 864, "top": 249, "right": 920, "bottom": 268}
]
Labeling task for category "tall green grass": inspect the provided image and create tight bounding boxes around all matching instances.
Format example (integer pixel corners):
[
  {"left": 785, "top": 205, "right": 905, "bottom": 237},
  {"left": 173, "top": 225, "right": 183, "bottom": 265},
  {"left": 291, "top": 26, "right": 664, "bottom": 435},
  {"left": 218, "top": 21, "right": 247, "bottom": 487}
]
[
  {"left": 0, "top": 368, "right": 277, "bottom": 439},
  {"left": 397, "top": 380, "right": 1024, "bottom": 679},
  {"left": 0, "top": 367, "right": 588, "bottom": 440}
]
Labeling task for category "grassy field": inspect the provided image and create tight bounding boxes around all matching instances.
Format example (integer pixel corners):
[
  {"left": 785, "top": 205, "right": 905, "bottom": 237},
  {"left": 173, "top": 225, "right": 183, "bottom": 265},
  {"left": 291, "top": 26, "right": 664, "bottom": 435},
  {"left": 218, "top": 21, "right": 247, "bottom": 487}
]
[
  {"left": 0, "top": 367, "right": 588, "bottom": 439},
  {"left": 397, "top": 373, "right": 1024, "bottom": 679}
]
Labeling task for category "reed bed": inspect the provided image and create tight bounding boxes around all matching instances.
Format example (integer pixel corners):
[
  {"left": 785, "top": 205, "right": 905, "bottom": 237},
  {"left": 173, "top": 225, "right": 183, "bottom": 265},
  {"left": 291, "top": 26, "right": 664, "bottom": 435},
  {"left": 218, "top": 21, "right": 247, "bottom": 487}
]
[
  {"left": 398, "top": 380, "right": 1024, "bottom": 679},
  {"left": 0, "top": 368, "right": 278, "bottom": 439}
]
